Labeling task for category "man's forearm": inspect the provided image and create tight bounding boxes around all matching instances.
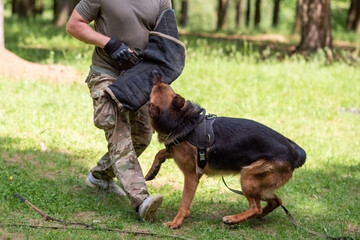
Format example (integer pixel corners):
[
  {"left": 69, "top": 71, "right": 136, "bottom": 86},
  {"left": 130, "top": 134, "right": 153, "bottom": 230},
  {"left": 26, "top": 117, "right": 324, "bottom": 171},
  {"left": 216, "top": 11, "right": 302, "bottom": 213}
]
[{"left": 66, "top": 10, "right": 110, "bottom": 48}]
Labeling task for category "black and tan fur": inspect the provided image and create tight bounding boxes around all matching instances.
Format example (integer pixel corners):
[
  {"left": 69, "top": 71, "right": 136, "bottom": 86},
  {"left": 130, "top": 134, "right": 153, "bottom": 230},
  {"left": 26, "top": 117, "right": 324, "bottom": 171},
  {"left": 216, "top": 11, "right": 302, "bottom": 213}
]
[{"left": 146, "top": 70, "right": 306, "bottom": 229}]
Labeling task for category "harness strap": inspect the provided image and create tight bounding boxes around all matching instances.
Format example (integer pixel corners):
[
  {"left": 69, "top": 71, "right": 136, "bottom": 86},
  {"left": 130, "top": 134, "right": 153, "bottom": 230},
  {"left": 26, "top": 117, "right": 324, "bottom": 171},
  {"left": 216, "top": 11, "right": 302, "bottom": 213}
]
[
  {"left": 221, "top": 177, "right": 353, "bottom": 240},
  {"left": 166, "top": 109, "right": 216, "bottom": 169},
  {"left": 197, "top": 111, "right": 208, "bottom": 168},
  {"left": 188, "top": 110, "right": 216, "bottom": 169}
]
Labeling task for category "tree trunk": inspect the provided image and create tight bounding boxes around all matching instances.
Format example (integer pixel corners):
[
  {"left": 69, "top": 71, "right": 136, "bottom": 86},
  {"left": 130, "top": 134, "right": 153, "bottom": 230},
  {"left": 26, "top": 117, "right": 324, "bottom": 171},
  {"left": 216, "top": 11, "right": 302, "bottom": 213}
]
[
  {"left": 272, "top": 0, "right": 280, "bottom": 28},
  {"left": 346, "top": 0, "right": 360, "bottom": 32},
  {"left": 54, "top": 0, "right": 78, "bottom": 27},
  {"left": 12, "top": 0, "right": 36, "bottom": 17},
  {"left": 53, "top": 0, "right": 58, "bottom": 20},
  {"left": 216, "top": 0, "right": 228, "bottom": 30},
  {"left": 245, "top": 0, "right": 251, "bottom": 27},
  {"left": 292, "top": 0, "right": 302, "bottom": 34},
  {"left": 235, "top": 0, "right": 242, "bottom": 28},
  {"left": 296, "top": 0, "right": 332, "bottom": 54},
  {"left": 254, "top": 0, "right": 261, "bottom": 28},
  {"left": 346, "top": 0, "right": 356, "bottom": 31},
  {"left": 35, "top": 0, "right": 44, "bottom": 15},
  {"left": 179, "top": 0, "right": 188, "bottom": 27},
  {"left": 0, "top": 0, "right": 4, "bottom": 48}
]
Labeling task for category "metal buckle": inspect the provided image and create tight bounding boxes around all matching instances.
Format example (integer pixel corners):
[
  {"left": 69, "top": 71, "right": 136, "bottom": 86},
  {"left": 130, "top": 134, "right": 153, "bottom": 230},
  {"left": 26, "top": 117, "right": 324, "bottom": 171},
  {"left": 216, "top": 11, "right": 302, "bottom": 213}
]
[
  {"left": 199, "top": 150, "right": 206, "bottom": 161},
  {"left": 206, "top": 134, "right": 211, "bottom": 142},
  {"left": 206, "top": 114, "right": 217, "bottom": 120},
  {"left": 173, "top": 138, "right": 180, "bottom": 146}
]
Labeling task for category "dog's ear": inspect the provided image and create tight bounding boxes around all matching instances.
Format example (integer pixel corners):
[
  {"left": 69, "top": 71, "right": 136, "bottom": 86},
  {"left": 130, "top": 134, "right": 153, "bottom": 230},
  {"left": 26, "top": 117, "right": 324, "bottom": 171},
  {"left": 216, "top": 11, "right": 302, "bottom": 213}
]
[
  {"left": 149, "top": 103, "right": 160, "bottom": 119},
  {"left": 172, "top": 94, "right": 185, "bottom": 109}
]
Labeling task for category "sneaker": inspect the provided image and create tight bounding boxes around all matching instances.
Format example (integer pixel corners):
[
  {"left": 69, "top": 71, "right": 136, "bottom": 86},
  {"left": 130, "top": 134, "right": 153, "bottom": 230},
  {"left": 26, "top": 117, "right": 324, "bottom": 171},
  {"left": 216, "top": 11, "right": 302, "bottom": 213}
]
[
  {"left": 138, "top": 195, "right": 163, "bottom": 222},
  {"left": 86, "top": 172, "right": 126, "bottom": 196}
]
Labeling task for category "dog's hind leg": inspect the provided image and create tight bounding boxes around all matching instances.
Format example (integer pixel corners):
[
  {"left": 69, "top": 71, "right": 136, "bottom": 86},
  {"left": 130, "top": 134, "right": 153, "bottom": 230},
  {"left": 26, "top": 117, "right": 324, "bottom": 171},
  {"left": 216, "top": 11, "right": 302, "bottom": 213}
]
[
  {"left": 222, "top": 196, "right": 262, "bottom": 225},
  {"left": 223, "top": 160, "right": 293, "bottom": 225},
  {"left": 257, "top": 195, "right": 282, "bottom": 219},
  {"left": 257, "top": 161, "right": 293, "bottom": 219},
  {"left": 145, "top": 149, "right": 172, "bottom": 181},
  {"left": 222, "top": 163, "right": 264, "bottom": 224}
]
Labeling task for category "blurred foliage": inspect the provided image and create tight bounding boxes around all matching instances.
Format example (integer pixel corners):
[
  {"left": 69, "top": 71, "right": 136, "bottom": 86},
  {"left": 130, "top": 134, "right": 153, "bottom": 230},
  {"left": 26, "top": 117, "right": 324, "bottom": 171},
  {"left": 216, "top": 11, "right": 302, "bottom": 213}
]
[
  {"left": 2, "top": 0, "right": 359, "bottom": 35},
  {"left": 2, "top": 0, "right": 359, "bottom": 66}
]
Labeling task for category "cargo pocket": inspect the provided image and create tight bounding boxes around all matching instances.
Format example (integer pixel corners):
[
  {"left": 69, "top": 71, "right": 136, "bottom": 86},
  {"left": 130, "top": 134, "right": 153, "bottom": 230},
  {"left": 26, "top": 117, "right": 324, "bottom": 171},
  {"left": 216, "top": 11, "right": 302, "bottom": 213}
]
[{"left": 91, "top": 88, "right": 117, "bottom": 130}]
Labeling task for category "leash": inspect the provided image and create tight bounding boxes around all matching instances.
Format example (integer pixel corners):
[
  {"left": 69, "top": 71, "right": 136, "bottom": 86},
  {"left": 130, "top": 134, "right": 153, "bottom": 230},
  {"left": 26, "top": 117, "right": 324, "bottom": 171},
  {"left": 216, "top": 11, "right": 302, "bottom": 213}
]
[
  {"left": 12, "top": 193, "right": 190, "bottom": 240},
  {"left": 221, "top": 177, "right": 353, "bottom": 240}
]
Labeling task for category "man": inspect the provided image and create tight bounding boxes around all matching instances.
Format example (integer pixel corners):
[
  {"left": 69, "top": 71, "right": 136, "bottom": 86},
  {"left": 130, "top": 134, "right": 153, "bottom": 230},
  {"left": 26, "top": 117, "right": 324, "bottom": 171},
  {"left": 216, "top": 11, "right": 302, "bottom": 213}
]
[{"left": 66, "top": 0, "right": 172, "bottom": 222}]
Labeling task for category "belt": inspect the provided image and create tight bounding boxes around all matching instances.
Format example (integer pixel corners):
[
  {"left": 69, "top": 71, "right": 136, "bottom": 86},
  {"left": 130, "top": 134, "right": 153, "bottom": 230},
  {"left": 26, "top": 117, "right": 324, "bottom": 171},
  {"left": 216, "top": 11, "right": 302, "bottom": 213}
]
[{"left": 90, "top": 64, "right": 119, "bottom": 78}]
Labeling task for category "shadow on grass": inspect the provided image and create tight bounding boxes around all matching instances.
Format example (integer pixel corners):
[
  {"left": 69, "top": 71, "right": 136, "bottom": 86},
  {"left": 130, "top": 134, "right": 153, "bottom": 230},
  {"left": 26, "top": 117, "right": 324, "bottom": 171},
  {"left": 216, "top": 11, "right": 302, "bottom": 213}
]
[
  {"left": 0, "top": 136, "right": 133, "bottom": 224},
  {"left": 1, "top": 135, "right": 358, "bottom": 239},
  {"left": 158, "top": 161, "right": 359, "bottom": 238}
]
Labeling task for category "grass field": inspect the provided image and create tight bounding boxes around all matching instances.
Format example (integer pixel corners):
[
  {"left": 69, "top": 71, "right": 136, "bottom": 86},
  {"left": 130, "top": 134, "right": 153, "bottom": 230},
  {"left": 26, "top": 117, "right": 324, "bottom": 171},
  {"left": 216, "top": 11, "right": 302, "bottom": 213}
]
[{"left": 1, "top": 12, "right": 360, "bottom": 240}]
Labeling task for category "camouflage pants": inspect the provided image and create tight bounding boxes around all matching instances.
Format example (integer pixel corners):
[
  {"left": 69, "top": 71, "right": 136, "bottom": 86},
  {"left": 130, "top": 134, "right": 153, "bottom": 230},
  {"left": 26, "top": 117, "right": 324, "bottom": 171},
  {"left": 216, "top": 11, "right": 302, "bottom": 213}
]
[{"left": 85, "top": 68, "right": 153, "bottom": 208}]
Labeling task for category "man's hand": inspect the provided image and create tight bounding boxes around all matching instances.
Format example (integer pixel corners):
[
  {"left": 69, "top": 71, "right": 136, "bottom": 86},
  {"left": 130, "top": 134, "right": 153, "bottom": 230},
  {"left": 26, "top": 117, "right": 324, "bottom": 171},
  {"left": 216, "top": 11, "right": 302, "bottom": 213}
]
[{"left": 104, "top": 38, "right": 131, "bottom": 64}]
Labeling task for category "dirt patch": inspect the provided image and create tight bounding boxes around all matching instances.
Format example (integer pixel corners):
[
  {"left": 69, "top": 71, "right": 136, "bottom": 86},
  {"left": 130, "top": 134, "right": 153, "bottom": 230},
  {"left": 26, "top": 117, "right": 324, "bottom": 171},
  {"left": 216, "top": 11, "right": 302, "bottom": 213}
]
[
  {"left": 74, "top": 211, "right": 98, "bottom": 222},
  {"left": 0, "top": 47, "right": 82, "bottom": 83},
  {"left": 347, "top": 222, "right": 360, "bottom": 234},
  {"left": 2, "top": 152, "right": 29, "bottom": 168},
  {"left": 0, "top": 231, "right": 25, "bottom": 240},
  {"left": 147, "top": 176, "right": 183, "bottom": 191}
]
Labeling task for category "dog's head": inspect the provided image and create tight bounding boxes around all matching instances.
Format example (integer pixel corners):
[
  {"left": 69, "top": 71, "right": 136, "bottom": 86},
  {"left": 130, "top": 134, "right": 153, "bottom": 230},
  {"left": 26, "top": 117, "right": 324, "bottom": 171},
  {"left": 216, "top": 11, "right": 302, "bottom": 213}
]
[
  {"left": 149, "top": 70, "right": 186, "bottom": 120},
  {"left": 149, "top": 70, "right": 186, "bottom": 135}
]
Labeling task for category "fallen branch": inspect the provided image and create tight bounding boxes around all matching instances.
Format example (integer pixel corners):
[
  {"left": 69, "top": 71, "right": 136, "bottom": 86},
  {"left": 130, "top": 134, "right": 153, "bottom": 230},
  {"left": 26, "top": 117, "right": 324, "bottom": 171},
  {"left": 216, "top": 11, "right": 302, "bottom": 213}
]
[{"left": 13, "top": 193, "right": 189, "bottom": 240}]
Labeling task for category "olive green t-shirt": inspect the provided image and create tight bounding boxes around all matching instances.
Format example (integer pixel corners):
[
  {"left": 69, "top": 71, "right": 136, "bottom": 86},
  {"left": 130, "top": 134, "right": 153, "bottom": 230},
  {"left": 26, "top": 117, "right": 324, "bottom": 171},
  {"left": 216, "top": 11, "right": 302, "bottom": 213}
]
[{"left": 76, "top": 0, "right": 172, "bottom": 76}]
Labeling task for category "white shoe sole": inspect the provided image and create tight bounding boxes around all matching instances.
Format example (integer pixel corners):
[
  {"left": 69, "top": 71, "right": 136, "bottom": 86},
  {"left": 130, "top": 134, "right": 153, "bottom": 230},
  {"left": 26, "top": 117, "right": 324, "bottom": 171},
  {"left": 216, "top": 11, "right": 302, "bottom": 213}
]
[
  {"left": 140, "top": 195, "right": 163, "bottom": 222},
  {"left": 85, "top": 177, "right": 97, "bottom": 188},
  {"left": 86, "top": 174, "right": 126, "bottom": 196}
]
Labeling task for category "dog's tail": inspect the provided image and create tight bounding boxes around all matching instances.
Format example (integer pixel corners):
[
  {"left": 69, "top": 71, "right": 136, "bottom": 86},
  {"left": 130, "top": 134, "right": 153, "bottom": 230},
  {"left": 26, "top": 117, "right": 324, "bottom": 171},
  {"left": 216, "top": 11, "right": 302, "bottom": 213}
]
[{"left": 287, "top": 138, "right": 306, "bottom": 168}]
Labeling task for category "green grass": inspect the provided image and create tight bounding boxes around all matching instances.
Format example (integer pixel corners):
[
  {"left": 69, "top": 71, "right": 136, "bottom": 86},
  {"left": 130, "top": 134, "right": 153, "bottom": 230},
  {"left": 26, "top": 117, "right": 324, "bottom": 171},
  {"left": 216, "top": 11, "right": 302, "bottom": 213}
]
[
  {"left": 1, "top": 60, "right": 359, "bottom": 239},
  {"left": 1, "top": 11, "right": 360, "bottom": 240}
]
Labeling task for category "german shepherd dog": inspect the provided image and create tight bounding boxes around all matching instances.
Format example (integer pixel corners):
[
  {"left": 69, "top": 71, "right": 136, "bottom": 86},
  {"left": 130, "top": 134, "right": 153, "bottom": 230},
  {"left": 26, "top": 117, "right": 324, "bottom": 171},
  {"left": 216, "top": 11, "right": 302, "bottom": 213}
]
[{"left": 146, "top": 70, "right": 306, "bottom": 229}]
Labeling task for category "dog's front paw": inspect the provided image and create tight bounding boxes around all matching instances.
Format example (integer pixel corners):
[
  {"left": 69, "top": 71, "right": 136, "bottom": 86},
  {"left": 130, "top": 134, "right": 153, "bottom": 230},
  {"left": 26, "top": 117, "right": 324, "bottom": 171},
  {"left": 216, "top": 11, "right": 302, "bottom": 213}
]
[{"left": 164, "top": 221, "right": 182, "bottom": 229}]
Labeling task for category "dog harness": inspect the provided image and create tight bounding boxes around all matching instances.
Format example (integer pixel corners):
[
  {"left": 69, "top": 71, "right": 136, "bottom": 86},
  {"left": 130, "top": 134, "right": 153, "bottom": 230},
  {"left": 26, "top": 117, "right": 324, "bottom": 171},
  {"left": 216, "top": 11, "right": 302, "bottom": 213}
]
[{"left": 166, "top": 109, "right": 217, "bottom": 169}]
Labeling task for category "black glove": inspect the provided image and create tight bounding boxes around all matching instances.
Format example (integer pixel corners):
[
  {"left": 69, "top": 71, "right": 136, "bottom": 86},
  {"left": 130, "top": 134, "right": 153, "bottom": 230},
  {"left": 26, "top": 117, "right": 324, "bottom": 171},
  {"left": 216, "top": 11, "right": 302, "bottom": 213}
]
[
  {"left": 104, "top": 38, "right": 131, "bottom": 65},
  {"left": 120, "top": 50, "right": 141, "bottom": 70}
]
